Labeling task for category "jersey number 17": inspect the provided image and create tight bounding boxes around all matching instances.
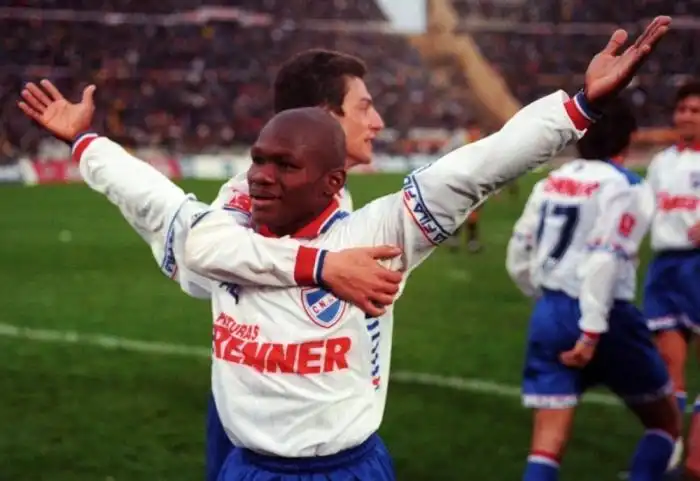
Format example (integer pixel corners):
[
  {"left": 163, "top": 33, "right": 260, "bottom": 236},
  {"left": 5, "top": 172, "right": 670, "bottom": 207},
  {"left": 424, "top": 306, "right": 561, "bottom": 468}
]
[{"left": 536, "top": 201, "right": 580, "bottom": 268}]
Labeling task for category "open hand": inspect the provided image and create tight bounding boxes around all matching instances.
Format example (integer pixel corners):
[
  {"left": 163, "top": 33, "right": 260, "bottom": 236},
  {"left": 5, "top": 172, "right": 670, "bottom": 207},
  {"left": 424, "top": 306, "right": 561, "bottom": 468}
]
[
  {"left": 322, "top": 245, "right": 404, "bottom": 317},
  {"left": 585, "top": 16, "right": 671, "bottom": 106},
  {"left": 18, "top": 79, "right": 96, "bottom": 142}
]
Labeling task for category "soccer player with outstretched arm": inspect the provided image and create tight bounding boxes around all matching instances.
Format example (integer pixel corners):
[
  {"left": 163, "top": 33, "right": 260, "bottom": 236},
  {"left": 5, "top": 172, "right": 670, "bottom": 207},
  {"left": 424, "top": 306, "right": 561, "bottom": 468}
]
[{"left": 21, "top": 16, "right": 671, "bottom": 480}]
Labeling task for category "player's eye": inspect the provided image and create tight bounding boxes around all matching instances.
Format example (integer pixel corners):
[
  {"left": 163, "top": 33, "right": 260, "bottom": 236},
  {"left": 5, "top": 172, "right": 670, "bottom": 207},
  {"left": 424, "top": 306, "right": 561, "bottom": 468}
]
[{"left": 278, "top": 161, "right": 298, "bottom": 171}]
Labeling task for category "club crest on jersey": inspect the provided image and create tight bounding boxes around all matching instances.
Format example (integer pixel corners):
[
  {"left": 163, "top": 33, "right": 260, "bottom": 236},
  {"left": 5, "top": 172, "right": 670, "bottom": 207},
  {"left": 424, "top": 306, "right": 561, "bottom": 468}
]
[{"left": 301, "top": 288, "right": 347, "bottom": 328}]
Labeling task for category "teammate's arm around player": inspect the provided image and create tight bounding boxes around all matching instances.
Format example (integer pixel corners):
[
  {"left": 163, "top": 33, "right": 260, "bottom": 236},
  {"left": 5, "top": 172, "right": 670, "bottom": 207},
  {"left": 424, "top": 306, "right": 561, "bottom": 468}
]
[{"left": 17, "top": 80, "right": 402, "bottom": 317}]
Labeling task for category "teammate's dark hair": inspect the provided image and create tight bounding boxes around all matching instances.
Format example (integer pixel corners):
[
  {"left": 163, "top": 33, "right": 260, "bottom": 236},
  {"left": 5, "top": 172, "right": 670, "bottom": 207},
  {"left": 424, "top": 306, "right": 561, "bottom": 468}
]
[
  {"left": 576, "top": 97, "right": 638, "bottom": 160},
  {"left": 675, "top": 81, "right": 700, "bottom": 107},
  {"left": 273, "top": 49, "right": 367, "bottom": 116}
]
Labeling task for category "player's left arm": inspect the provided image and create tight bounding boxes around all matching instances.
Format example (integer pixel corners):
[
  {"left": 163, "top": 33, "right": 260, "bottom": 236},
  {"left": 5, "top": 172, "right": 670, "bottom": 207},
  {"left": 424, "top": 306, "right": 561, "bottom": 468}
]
[
  {"left": 346, "top": 90, "right": 592, "bottom": 273},
  {"left": 351, "top": 13, "right": 672, "bottom": 271},
  {"left": 578, "top": 180, "right": 654, "bottom": 335},
  {"left": 506, "top": 180, "right": 546, "bottom": 297}
]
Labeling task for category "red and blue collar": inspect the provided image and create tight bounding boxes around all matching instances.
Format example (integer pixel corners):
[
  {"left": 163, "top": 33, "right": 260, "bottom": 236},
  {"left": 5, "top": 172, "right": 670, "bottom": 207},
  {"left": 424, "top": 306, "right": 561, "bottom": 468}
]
[{"left": 258, "top": 198, "right": 348, "bottom": 239}]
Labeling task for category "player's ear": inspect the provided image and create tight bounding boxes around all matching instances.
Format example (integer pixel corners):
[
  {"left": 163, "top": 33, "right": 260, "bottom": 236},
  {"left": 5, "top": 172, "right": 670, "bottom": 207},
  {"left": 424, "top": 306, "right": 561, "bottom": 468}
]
[{"left": 326, "top": 170, "right": 346, "bottom": 196}]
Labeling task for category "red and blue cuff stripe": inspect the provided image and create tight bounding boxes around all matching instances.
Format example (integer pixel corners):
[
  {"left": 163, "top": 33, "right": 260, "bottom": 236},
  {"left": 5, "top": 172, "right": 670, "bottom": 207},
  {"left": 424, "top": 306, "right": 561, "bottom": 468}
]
[
  {"left": 564, "top": 90, "right": 602, "bottom": 130},
  {"left": 293, "top": 246, "right": 328, "bottom": 286},
  {"left": 71, "top": 131, "right": 100, "bottom": 162},
  {"left": 580, "top": 331, "right": 601, "bottom": 344}
]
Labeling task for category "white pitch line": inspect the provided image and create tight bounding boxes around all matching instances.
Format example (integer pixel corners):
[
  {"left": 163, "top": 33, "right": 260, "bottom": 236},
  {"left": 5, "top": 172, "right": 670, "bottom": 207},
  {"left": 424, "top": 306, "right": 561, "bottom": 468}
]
[{"left": 0, "top": 322, "right": 622, "bottom": 408}]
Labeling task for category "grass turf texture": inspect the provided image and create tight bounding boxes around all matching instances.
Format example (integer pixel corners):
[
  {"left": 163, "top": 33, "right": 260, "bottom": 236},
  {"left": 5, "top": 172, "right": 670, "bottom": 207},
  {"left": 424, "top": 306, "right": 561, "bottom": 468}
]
[{"left": 1, "top": 172, "right": 695, "bottom": 480}]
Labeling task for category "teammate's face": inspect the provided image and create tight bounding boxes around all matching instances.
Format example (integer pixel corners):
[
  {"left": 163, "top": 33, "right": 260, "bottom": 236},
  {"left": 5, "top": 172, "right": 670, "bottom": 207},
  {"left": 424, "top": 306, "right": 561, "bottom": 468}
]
[
  {"left": 247, "top": 121, "right": 344, "bottom": 235},
  {"left": 673, "top": 95, "right": 700, "bottom": 141},
  {"left": 332, "top": 77, "right": 384, "bottom": 168}
]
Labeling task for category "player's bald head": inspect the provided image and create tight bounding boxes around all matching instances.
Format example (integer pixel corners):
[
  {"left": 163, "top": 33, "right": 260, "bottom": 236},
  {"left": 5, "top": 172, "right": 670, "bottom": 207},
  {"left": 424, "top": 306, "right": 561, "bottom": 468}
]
[
  {"left": 256, "top": 107, "right": 346, "bottom": 171},
  {"left": 248, "top": 107, "right": 348, "bottom": 237}
]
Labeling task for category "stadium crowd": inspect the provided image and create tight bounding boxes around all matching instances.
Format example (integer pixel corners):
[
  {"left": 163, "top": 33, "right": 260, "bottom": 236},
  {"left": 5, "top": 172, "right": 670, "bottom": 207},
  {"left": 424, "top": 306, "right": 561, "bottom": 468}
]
[
  {"left": 473, "top": 28, "right": 697, "bottom": 123},
  {"left": 451, "top": 0, "right": 700, "bottom": 22},
  {"left": 1, "top": 0, "right": 698, "bottom": 161},
  {"left": 0, "top": 17, "right": 463, "bottom": 160}
]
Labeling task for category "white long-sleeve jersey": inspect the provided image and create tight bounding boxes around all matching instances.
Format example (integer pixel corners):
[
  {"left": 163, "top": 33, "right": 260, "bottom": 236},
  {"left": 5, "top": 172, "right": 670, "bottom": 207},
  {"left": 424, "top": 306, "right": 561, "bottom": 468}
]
[
  {"left": 75, "top": 90, "right": 591, "bottom": 458},
  {"left": 646, "top": 145, "right": 700, "bottom": 251},
  {"left": 506, "top": 159, "right": 655, "bottom": 333}
]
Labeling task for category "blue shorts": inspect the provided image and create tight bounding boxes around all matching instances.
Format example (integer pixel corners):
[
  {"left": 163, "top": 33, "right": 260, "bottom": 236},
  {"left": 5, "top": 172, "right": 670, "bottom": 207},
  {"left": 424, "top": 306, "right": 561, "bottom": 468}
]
[
  {"left": 643, "top": 249, "right": 700, "bottom": 335},
  {"left": 207, "top": 393, "right": 235, "bottom": 481},
  {"left": 217, "top": 433, "right": 395, "bottom": 481},
  {"left": 522, "top": 289, "right": 671, "bottom": 408}
]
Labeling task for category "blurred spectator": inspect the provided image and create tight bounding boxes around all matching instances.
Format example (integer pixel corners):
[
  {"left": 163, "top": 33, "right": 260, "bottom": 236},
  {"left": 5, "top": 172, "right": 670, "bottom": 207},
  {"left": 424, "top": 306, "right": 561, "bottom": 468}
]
[{"left": 2, "top": 0, "right": 699, "bottom": 160}]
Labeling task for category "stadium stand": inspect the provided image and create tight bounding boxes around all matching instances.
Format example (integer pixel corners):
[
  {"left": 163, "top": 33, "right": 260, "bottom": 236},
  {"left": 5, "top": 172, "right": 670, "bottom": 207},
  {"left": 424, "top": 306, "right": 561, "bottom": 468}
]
[{"left": 1, "top": 0, "right": 698, "bottom": 162}]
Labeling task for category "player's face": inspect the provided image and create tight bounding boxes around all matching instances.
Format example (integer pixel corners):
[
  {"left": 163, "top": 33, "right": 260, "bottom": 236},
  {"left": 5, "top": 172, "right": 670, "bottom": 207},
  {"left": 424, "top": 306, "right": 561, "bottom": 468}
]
[
  {"left": 333, "top": 77, "right": 384, "bottom": 168},
  {"left": 247, "top": 128, "right": 343, "bottom": 235},
  {"left": 673, "top": 95, "right": 700, "bottom": 141}
]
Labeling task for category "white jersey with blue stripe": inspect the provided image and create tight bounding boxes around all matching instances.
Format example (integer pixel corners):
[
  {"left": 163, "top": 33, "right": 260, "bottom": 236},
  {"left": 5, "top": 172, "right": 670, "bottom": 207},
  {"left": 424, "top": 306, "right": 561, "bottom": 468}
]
[
  {"left": 646, "top": 145, "right": 700, "bottom": 251},
  {"left": 507, "top": 159, "right": 655, "bottom": 333}
]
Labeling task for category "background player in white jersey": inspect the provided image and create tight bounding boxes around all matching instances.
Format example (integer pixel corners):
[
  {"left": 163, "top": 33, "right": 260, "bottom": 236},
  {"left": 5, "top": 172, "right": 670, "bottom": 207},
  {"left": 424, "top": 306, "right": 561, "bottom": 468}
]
[
  {"left": 642, "top": 81, "right": 700, "bottom": 477},
  {"left": 506, "top": 96, "right": 681, "bottom": 481}
]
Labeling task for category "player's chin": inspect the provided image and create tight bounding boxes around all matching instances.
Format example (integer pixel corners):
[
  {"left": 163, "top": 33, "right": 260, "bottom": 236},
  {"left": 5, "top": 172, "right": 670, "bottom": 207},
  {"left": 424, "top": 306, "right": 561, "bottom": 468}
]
[
  {"left": 251, "top": 207, "right": 277, "bottom": 226},
  {"left": 349, "top": 148, "right": 373, "bottom": 166}
]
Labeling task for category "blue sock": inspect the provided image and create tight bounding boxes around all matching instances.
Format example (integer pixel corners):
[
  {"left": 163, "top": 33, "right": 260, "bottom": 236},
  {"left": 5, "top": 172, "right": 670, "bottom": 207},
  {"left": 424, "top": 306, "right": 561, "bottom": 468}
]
[
  {"left": 629, "top": 429, "right": 675, "bottom": 481},
  {"left": 523, "top": 451, "right": 559, "bottom": 481},
  {"left": 676, "top": 391, "right": 687, "bottom": 416}
]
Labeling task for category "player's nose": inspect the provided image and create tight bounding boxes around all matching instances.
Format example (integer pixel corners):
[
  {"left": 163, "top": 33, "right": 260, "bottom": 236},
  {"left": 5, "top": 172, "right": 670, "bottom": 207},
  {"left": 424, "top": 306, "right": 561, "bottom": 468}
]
[
  {"left": 369, "top": 107, "right": 385, "bottom": 131},
  {"left": 247, "top": 163, "right": 276, "bottom": 185}
]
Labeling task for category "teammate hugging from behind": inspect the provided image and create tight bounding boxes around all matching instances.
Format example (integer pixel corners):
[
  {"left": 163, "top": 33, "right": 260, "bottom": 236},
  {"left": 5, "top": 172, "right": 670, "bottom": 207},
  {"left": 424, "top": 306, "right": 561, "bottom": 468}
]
[
  {"left": 642, "top": 81, "right": 700, "bottom": 478},
  {"left": 506, "top": 96, "right": 681, "bottom": 481}
]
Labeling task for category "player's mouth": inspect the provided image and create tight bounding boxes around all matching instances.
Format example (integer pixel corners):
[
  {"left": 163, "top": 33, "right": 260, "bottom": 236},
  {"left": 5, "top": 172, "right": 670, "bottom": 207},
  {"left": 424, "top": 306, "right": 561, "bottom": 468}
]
[{"left": 250, "top": 193, "right": 280, "bottom": 208}]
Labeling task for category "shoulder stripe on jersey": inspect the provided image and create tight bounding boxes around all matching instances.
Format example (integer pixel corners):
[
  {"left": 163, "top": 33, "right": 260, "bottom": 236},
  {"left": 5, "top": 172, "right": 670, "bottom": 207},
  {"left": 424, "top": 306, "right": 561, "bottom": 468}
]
[{"left": 607, "top": 161, "right": 642, "bottom": 186}]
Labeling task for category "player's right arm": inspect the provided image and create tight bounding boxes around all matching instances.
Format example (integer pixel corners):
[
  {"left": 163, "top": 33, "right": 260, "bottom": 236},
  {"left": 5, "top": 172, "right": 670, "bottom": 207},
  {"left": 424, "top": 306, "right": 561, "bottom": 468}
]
[
  {"left": 344, "top": 17, "right": 671, "bottom": 271},
  {"left": 345, "top": 90, "right": 592, "bottom": 274},
  {"left": 506, "top": 180, "right": 546, "bottom": 298}
]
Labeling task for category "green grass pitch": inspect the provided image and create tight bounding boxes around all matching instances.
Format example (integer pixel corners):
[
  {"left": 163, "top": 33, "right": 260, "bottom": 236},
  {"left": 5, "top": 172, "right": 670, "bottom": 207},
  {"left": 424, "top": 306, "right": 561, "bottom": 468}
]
[{"left": 0, "top": 172, "right": 695, "bottom": 480}]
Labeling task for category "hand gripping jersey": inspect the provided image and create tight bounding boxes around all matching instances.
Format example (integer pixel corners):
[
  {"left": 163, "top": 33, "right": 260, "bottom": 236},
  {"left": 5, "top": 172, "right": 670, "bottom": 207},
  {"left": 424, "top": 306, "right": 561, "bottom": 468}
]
[
  {"left": 506, "top": 159, "right": 655, "bottom": 333},
  {"left": 647, "top": 145, "right": 700, "bottom": 251},
  {"left": 75, "top": 90, "right": 590, "bottom": 458}
]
